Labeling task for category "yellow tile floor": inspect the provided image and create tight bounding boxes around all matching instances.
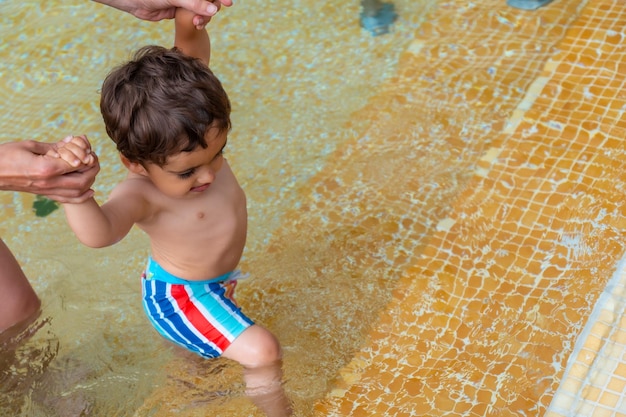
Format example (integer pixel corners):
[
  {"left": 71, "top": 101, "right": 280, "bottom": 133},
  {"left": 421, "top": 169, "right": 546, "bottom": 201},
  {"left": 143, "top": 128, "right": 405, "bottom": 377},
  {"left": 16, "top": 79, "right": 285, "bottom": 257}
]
[{"left": 314, "top": 0, "right": 626, "bottom": 415}]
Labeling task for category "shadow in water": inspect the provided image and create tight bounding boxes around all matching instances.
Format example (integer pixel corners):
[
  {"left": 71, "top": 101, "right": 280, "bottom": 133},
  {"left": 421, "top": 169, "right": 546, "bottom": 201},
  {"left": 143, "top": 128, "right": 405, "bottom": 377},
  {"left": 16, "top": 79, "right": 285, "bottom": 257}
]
[
  {"left": 0, "top": 317, "right": 101, "bottom": 416},
  {"left": 145, "top": 349, "right": 295, "bottom": 416},
  {"left": 244, "top": 359, "right": 293, "bottom": 417}
]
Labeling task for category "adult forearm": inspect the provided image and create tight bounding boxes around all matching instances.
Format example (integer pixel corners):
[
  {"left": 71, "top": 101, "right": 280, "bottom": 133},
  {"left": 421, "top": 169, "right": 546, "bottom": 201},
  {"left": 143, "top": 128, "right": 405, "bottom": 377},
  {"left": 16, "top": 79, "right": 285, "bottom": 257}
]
[{"left": 175, "top": 8, "right": 211, "bottom": 63}]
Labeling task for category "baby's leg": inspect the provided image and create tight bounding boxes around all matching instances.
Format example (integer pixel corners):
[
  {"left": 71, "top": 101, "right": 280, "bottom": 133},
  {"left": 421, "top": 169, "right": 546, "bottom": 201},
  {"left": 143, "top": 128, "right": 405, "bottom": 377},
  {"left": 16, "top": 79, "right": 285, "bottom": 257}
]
[{"left": 222, "top": 325, "right": 292, "bottom": 417}]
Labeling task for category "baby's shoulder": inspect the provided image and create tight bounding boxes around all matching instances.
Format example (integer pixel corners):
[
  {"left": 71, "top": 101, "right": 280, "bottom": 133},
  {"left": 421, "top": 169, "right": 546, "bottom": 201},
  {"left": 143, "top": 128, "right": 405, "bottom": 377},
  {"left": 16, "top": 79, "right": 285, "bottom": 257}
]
[
  {"left": 109, "top": 174, "right": 156, "bottom": 200},
  {"left": 107, "top": 176, "right": 164, "bottom": 222}
]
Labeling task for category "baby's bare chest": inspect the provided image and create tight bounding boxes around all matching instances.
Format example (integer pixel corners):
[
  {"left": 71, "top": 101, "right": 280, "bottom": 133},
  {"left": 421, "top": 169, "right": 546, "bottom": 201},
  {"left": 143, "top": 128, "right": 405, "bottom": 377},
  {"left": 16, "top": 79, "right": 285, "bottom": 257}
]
[{"left": 141, "top": 185, "right": 247, "bottom": 242}]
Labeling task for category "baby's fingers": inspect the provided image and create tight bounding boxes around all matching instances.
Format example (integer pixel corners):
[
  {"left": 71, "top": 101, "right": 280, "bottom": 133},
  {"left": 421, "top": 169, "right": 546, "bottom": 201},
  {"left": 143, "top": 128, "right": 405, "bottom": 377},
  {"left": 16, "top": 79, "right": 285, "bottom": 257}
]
[{"left": 56, "top": 142, "right": 94, "bottom": 167}]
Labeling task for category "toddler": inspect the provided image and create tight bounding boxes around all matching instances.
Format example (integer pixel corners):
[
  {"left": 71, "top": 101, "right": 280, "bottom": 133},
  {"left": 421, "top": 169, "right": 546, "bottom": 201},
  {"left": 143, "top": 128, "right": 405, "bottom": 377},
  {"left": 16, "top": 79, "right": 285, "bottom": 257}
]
[{"left": 52, "top": 8, "right": 291, "bottom": 416}]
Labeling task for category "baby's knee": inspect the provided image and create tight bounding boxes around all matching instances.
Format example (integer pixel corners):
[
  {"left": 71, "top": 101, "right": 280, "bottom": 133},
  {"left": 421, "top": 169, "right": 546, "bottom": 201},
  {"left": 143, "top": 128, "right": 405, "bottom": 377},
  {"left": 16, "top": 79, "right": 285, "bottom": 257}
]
[
  {"left": 225, "top": 325, "right": 282, "bottom": 368},
  {"left": 245, "top": 327, "right": 282, "bottom": 366}
]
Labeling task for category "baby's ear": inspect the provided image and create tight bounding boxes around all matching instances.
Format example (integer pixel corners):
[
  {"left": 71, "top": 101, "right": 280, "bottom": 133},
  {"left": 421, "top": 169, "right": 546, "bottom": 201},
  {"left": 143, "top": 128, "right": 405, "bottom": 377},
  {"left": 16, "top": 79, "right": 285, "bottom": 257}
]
[{"left": 120, "top": 155, "right": 148, "bottom": 176}]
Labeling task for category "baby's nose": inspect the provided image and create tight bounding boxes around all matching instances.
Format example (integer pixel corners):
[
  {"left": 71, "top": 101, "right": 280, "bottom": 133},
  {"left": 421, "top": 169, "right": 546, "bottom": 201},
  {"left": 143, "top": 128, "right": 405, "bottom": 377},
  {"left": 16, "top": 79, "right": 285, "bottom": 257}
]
[{"left": 198, "top": 166, "right": 216, "bottom": 184}]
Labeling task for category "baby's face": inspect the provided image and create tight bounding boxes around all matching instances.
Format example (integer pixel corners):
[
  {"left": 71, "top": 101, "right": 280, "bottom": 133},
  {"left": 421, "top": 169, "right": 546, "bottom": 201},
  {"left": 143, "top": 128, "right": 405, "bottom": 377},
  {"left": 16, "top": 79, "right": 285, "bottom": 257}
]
[{"left": 143, "top": 128, "right": 227, "bottom": 198}]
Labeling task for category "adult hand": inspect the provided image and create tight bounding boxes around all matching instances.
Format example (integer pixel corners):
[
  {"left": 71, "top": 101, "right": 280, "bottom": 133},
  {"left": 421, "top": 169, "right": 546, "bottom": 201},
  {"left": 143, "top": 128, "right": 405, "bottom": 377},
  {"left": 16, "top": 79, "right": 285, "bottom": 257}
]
[
  {"left": 94, "top": 0, "right": 233, "bottom": 28},
  {"left": 0, "top": 140, "right": 99, "bottom": 203}
]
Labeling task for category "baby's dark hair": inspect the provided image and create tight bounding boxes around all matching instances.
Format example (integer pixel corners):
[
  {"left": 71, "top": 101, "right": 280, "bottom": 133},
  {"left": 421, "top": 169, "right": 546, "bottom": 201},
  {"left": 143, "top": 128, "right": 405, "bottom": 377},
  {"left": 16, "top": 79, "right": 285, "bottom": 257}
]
[{"left": 100, "top": 45, "right": 231, "bottom": 166}]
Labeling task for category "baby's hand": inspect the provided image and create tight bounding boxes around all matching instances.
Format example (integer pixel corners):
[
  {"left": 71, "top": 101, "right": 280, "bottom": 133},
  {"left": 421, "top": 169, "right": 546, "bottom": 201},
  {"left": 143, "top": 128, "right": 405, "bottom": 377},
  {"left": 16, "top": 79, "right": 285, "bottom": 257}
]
[
  {"left": 176, "top": 2, "right": 221, "bottom": 30},
  {"left": 47, "top": 135, "right": 96, "bottom": 169}
]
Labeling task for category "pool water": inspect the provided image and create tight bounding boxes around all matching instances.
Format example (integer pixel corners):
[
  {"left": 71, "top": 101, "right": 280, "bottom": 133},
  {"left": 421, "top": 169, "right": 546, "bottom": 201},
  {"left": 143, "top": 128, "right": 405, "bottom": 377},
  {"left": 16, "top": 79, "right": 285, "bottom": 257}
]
[
  {"left": 0, "top": 0, "right": 434, "bottom": 415},
  {"left": 1, "top": 0, "right": 626, "bottom": 416}
]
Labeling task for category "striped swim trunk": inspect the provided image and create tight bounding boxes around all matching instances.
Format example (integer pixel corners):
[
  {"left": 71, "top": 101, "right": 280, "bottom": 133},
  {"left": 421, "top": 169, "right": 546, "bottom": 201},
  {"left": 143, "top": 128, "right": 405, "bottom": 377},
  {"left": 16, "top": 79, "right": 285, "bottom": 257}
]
[{"left": 141, "top": 257, "right": 254, "bottom": 359}]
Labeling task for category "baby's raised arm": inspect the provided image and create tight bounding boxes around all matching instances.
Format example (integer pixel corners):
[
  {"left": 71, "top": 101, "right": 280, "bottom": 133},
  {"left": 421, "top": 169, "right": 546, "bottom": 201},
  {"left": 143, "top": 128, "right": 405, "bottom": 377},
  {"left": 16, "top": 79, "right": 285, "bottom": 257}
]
[{"left": 175, "top": 7, "right": 212, "bottom": 66}]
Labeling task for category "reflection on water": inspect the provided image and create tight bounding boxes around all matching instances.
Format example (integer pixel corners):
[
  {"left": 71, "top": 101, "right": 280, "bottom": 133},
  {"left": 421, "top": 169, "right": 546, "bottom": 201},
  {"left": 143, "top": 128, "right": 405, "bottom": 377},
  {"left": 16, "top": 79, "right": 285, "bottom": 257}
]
[
  {"left": 137, "top": 351, "right": 293, "bottom": 416},
  {"left": 0, "top": 318, "right": 63, "bottom": 415},
  {"left": 0, "top": 311, "right": 176, "bottom": 416},
  {"left": 244, "top": 360, "right": 293, "bottom": 417},
  {"left": 34, "top": 354, "right": 96, "bottom": 416}
]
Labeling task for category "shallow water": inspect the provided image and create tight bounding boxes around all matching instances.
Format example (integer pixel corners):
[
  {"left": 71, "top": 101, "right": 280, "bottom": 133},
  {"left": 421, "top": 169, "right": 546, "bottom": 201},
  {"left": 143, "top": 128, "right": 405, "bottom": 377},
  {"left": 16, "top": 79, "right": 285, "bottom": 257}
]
[
  {"left": 0, "top": 0, "right": 437, "bottom": 415},
  {"left": 6, "top": 0, "right": 624, "bottom": 416}
]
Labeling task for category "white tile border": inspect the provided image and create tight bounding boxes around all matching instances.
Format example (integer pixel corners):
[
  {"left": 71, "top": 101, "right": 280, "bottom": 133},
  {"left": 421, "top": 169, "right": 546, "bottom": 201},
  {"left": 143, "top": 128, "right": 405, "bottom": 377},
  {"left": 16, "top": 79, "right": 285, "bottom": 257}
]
[{"left": 546, "top": 254, "right": 626, "bottom": 416}]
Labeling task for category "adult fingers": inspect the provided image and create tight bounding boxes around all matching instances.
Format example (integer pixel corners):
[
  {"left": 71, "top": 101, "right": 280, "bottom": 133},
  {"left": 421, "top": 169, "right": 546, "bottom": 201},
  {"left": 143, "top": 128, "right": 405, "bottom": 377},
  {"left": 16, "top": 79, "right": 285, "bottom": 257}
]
[
  {"left": 176, "top": 0, "right": 223, "bottom": 15},
  {"left": 21, "top": 140, "right": 56, "bottom": 156},
  {"left": 35, "top": 161, "right": 99, "bottom": 198},
  {"left": 191, "top": 0, "right": 232, "bottom": 28}
]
